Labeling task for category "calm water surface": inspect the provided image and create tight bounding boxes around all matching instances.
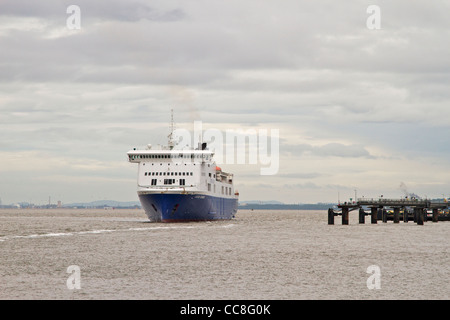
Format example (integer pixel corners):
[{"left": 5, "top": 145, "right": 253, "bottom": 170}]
[{"left": 0, "top": 209, "right": 448, "bottom": 299}]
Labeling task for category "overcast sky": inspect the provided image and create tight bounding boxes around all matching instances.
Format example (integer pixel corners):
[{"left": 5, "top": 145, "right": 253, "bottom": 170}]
[{"left": 1, "top": 0, "right": 450, "bottom": 205}]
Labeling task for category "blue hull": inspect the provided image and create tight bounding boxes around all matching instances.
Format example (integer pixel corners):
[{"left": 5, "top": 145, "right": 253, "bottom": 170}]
[{"left": 138, "top": 193, "right": 238, "bottom": 222}]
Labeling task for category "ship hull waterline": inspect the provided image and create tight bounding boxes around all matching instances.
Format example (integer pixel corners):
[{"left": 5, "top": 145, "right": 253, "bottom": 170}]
[{"left": 138, "top": 193, "right": 238, "bottom": 222}]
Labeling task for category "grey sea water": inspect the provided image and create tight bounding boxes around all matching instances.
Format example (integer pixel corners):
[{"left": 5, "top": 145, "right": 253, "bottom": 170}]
[{"left": 0, "top": 209, "right": 448, "bottom": 300}]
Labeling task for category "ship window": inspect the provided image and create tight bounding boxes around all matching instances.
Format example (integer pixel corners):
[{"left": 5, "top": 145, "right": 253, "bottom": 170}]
[
  {"left": 180, "top": 179, "right": 185, "bottom": 186},
  {"left": 145, "top": 172, "right": 147, "bottom": 176},
  {"left": 209, "top": 173, "right": 211, "bottom": 177},
  {"left": 222, "top": 186, "right": 224, "bottom": 194},
  {"left": 164, "top": 179, "right": 175, "bottom": 185},
  {"left": 208, "top": 183, "right": 211, "bottom": 191},
  {"left": 190, "top": 172, "right": 193, "bottom": 176},
  {"left": 151, "top": 179, "right": 157, "bottom": 186}
]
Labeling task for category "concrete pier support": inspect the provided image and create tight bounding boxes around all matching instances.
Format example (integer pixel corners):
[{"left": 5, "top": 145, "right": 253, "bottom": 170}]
[
  {"left": 342, "top": 207, "right": 349, "bottom": 225},
  {"left": 416, "top": 208, "right": 424, "bottom": 225},
  {"left": 403, "top": 208, "right": 408, "bottom": 223},
  {"left": 359, "top": 208, "right": 366, "bottom": 224},
  {"left": 393, "top": 207, "right": 400, "bottom": 223},
  {"left": 432, "top": 208, "right": 439, "bottom": 223},
  {"left": 371, "top": 207, "right": 377, "bottom": 224},
  {"left": 382, "top": 209, "right": 388, "bottom": 223},
  {"left": 328, "top": 208, "right": 335, "bottom": 225}
]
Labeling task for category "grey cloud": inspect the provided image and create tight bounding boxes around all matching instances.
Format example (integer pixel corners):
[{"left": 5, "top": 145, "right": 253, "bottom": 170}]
[
  {"left": 283, "top": 142, "right": 375, "bottom": 159},
  {"left": 0, "top": 0, "right": 185, "bottom": 23},
  {"left": 1, "top": 0, "right": 450, "bottom": 204},
  {"left": 312, "top": 143, "right": 375, "bottom": 158}
]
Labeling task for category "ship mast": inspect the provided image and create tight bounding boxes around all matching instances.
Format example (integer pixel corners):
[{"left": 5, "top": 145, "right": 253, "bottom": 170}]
[{"left": 168, "top": 108, "right": 175, "bottom": 150}]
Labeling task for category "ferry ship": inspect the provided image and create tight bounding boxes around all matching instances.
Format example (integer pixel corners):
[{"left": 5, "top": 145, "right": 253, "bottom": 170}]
[{"left": 127, "top": 115, "right": 239, "bottom": 222}]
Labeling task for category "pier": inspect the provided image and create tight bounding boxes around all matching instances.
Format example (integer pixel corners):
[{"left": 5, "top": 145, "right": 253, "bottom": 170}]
[{"left": 328, "top": 198, "right": 450, "bottom": 225}]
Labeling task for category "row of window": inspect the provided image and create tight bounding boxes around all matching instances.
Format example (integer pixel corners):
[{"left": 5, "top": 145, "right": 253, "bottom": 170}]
[
  {"left": 207, "top": 183, "right": 233, "bottom": 195},
  {"left": 149, "top": 179, "right": 186, "bottom": 186},
  {"left": 145, "top": 172, "right": 193, "bottom": 176},
  {"left": 130, "top": 154, "right": 210, "bottom": 160},
  {"left": 146, "top": 179, "right": 231, "bottom": 194}
]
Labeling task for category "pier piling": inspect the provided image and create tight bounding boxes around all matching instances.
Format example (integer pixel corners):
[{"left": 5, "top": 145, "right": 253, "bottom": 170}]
[
  {"left": 432, "top": 209, "right": 439, "bottom": 223},
  {"left": 403, "top": 209, "right": 408, "bottom": 223},
  {"left": 328, "top": 208, "right": 335, "bottom": 225},
  {"left": 371, "top": 207, "right": 377, "bottom": 224},
  {"left": 342, "top": 207, "right": 349, "bottom": 225},
  {"left": 359, "top": 208, "right": 366, "bottom": 224},
  {"left": 393, "top": 207, "right": 400, "bottom": 223},
  {"left": 417, "top": 208, "right": 424, "bottom": 225},
  {"left": 382, "top": 209, "right": 388, "bottom": 223}
]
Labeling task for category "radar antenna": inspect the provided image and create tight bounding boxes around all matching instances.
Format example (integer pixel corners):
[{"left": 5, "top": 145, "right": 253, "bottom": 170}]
[{"left": 168, "top": 109, "right": 175, "bottom": 150}]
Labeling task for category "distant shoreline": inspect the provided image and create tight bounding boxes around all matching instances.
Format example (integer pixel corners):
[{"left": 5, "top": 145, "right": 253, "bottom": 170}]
[
  {"left": 0, "top": 202, "right": 335, "bottom": 210},
  {"left": 238, "top": 203, "right": 335, "bottom": 210}
]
